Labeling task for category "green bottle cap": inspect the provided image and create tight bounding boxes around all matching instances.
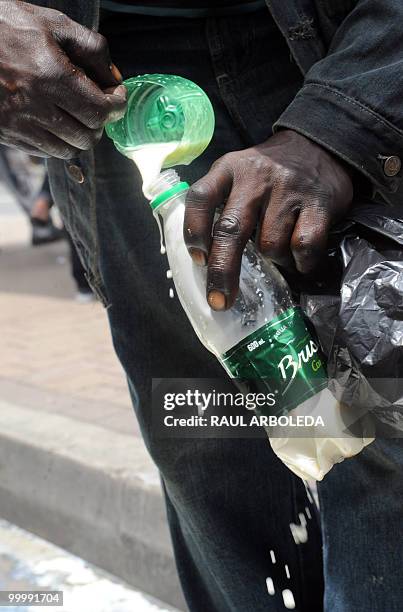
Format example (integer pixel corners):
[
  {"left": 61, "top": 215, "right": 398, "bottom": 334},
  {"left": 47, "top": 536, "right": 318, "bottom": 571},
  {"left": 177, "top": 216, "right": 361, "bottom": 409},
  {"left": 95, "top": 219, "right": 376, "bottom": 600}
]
[
  {"left": 106, "top": 74, "right": 215, "bottom": 168},
  {"left": 150, "top": 181, "right": 189, "bottom": 211}
]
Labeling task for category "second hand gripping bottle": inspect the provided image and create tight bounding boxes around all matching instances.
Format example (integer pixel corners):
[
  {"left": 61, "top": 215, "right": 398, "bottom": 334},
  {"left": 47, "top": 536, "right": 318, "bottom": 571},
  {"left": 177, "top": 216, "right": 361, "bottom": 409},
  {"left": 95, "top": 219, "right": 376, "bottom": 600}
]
[{"left": 107, "top": 74, "right": 374, "bottom": 481}]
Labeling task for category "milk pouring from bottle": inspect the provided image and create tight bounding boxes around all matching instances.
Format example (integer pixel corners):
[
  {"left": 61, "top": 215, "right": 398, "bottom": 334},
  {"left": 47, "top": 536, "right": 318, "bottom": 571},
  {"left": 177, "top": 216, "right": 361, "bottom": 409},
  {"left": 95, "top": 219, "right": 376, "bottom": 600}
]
[{"left": 106, "top": 74, "right": 374, "bottom": 481}]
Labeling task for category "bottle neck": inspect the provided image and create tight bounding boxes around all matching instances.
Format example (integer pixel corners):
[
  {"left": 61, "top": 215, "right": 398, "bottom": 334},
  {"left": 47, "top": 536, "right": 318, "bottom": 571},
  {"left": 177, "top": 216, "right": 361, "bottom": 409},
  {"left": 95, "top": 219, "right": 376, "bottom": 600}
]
[{"left": 149, "top": 169, "right": 189, "bottom": 215}]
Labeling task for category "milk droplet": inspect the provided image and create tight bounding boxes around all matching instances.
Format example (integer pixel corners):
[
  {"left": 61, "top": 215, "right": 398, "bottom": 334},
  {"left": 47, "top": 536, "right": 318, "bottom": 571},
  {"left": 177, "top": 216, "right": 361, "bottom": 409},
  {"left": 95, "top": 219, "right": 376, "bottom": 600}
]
[
  {"left": 285, "top": 564, "right": 290, "bottom": 579},
  {"left": 289, "top": 519, "right": 308, "bottom": 545},
  {"left": 266, "top": 577, "right": 275, "bottom": 596},
  {"left": 153, "top": 211, "right": 166, "bottom": 256},
  {"left": 282, "top": 589, "right": 296, "bottom": 609},
  {"left": 304, "top": 483, "right": 314, "bottom": 505},
  {"left": 305, "top": 506, "right": 312, "bottom": 520},
  {"left": 166, "top": 270, "right": 173, "bottom": 279},
  {"left": 169, "top": 288, "right": 175, "bottom": 299},
  {"left": 270, "top": 550, "right": 276, "bottom": 564}
]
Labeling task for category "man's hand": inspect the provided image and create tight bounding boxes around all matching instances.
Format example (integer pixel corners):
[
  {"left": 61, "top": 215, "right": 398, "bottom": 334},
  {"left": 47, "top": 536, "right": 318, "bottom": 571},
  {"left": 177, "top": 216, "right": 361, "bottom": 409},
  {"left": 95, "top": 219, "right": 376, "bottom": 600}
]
[
  {"left": 184, "top": 129, "right": 353, "bottom": 311},
  {"left": 0, "top": 1, "right": 127, "bottom": 158}
]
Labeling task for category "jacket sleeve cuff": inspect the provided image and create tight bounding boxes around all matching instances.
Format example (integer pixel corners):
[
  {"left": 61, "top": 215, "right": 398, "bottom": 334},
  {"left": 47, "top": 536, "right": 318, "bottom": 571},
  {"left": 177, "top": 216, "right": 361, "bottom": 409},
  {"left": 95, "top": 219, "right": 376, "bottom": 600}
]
[{"left": 273, "top": 82, "right": 403, "bottom": 193}]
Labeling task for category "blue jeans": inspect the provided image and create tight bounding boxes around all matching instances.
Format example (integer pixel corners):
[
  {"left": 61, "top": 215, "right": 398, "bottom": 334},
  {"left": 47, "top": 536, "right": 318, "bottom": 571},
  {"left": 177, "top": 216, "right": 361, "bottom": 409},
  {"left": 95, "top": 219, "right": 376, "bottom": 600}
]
[
  {"left": 318, "top": 439, "right": 403, "bottom": 612},
  {"left": 50, "top": 8, "right": 402, "bottom": 612}
]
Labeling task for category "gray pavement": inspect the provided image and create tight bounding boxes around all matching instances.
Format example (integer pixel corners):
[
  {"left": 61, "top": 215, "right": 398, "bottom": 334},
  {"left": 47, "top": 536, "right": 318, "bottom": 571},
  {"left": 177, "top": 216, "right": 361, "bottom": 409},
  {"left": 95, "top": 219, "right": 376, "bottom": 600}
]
[{"left": 0, "top": 519, "right": 180, "bottom": 612}]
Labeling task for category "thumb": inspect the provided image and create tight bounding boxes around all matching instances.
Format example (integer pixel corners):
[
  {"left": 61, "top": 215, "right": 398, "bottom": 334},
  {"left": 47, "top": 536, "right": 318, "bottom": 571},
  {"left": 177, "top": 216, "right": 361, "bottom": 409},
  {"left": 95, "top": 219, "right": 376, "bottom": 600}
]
[
  {"left": 103, "top": 84, "right": 128, "bottom": 122},
  {"left": 53, "top": 17, "right": 122, "bottom": 88}
]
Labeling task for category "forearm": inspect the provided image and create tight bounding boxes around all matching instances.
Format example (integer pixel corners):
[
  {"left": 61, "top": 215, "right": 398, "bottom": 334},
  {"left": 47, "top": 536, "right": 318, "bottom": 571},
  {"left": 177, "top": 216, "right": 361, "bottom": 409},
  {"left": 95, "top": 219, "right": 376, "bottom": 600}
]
[{"left": 274, "top": 0, "right": 403, "bottom": 193}]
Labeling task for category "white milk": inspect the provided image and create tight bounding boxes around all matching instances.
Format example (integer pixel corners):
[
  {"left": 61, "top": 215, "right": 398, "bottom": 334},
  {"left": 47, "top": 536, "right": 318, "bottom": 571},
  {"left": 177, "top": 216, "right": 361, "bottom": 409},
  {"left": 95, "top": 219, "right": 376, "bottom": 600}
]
[
  {"left": 269, "top": 393, "right": 374, "bottom": 481},
  {"left": 128, "top": 142, "right": 180, "bottom": 199}
]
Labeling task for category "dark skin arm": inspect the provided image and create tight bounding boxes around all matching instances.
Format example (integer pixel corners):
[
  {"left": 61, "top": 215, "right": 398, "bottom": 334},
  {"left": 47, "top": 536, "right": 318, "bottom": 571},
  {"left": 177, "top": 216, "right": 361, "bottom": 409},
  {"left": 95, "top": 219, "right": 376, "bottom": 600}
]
[
  {"left": 184, "top": 129, "right": 354, "bottom": 310},
  {"left": 0, "top": 1, "right": 126, "bottom": 158}
]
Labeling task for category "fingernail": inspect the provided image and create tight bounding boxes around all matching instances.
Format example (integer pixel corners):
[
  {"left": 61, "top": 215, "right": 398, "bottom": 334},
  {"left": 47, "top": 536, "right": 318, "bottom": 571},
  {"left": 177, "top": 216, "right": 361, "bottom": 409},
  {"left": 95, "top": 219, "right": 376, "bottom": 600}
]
[
  {"left": 110, "top": 84, "right": 127, "bottom": 99},
  {"left": 208, "top": 291, "right": 227, "bottom": 311},
  {"left": 110, "top": 63, "right": 123, "bottom": 83},
  {"left": 189, "top": 248, "right": 207, "bottom": 267}
]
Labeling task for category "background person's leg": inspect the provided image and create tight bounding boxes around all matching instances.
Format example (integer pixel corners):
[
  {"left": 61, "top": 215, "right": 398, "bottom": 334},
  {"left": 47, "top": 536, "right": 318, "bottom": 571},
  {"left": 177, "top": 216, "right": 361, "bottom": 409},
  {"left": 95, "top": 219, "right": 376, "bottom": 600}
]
[
  {"left": 30, "top": 174, "right": 64, "bottom": 246},
  {"left": 318, "top": 439, "right": 403, "bottom": 612},
  {"left": 0, "top": 145, "right": 35, "bottom": 217},
  {"left": 0, "top": 148, "right": 63, "bottom": 245}
]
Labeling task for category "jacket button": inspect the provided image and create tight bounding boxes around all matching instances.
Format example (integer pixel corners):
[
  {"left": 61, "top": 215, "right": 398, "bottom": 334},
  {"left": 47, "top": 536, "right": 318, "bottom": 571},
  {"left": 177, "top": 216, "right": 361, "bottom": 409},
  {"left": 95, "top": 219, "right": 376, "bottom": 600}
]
[
  {"left": 67, "top": 164, "right": 85, "bottom": 184},
  {"left": 383, "top": 156, "right": 401, "bottom": 177}
]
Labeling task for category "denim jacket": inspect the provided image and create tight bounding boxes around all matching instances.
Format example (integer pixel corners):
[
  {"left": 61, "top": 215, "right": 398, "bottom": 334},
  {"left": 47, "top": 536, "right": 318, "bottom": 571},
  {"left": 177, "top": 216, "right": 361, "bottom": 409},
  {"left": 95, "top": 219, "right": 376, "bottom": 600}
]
[{"left": 27, "top": 0, "right": 403, "bottom": 300}]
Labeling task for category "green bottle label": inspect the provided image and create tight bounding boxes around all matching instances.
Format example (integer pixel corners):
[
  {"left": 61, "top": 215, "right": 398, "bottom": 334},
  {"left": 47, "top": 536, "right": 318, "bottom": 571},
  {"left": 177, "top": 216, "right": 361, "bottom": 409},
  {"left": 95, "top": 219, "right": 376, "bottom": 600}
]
[{"left": 221, "top": 307, "right": 327, "bottom": 416}]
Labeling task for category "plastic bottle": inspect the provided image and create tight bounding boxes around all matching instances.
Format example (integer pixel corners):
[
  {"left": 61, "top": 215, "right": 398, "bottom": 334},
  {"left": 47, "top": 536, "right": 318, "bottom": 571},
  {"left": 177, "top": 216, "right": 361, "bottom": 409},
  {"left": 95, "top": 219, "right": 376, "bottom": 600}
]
[
  {"left": 106, "top": 75, "right": 374, "bottom": 481},
  {"left": 147, "top": 170, "right": 374, "bottom": 480},
  {"left": 105, "top": 74, "right": 215, "bottom": 178}
]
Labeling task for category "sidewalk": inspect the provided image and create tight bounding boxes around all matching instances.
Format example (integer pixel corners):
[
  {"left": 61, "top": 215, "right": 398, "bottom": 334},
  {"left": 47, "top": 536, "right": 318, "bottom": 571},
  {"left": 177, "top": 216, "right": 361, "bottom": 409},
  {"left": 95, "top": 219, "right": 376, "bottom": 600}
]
[
  {"left": 0, "top": 519, "right": 180, "bottom": 612},
  {"left": 0, "top": 198, "right": 185, "bottom": 610}
]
